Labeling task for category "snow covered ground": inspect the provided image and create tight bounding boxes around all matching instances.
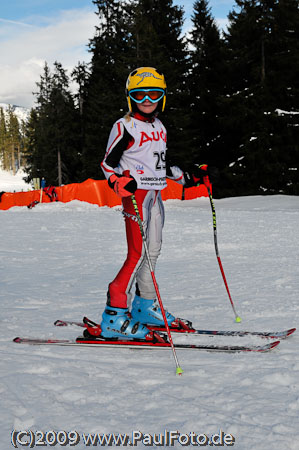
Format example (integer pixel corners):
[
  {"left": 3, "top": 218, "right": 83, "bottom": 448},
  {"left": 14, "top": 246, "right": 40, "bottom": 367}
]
[
  {"left": 1, "top": 194, "right": 299, "bottom": 450},
  {"left": 0, "top": 103, "right": 30, "bottom": 125},
  {"left": 0, "top": 168, "right": 33, "bottom": 192}
]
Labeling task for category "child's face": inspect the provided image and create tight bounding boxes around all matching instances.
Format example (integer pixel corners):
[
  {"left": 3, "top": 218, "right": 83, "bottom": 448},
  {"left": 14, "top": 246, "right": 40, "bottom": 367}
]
[{"left": 136, "top": 99, "right": 158, "bottom": 115}]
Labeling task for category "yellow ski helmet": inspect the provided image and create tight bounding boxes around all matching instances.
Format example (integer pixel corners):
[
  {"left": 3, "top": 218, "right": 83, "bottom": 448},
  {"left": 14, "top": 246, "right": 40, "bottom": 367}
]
[{"left": 126, "top": 67, "right": 167, "bottom": 112}]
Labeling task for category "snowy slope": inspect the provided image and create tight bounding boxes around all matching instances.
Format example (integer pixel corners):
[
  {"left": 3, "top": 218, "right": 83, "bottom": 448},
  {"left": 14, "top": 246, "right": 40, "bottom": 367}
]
[
  {"left": 0, "top": 102, "right": 30, "bottom": 124},
  {"left": 0, "top": 167, "right": 32, "bottom": 192},
  {"left": 1, "top": 196, "right": 299, "bottom": 450},
  {"left": 0, "top": 109, "right": 32, "bottom": 193}
]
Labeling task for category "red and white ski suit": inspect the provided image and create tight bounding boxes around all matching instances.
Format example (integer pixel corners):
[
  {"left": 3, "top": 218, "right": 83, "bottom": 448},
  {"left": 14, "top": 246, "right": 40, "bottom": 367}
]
[{"left": 101, "top": 112, "right": 184, "bottom": 308}]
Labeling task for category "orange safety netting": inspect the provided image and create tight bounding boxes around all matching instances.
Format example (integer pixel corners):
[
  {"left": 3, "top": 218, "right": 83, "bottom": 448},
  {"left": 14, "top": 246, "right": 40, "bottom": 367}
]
[{"left": 0, "top": 178, "right": 208, "bottom": 211}]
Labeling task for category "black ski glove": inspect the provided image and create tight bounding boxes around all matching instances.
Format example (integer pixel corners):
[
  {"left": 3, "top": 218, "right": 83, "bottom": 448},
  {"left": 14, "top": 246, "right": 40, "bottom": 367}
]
[{"left": 184, "top": 164, "right": 218, "bottom": 187}]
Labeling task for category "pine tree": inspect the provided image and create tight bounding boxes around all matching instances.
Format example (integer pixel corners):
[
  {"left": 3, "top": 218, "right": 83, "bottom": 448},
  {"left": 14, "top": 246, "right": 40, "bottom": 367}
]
[
  {"left": 223, "top": 0, "right": 269, "bottom": 188},
  {"left": 0, "top": 107, "right": 28, "bottom": 173},
  {"left": 222, "top": 0, "right": 299, "bottom": 195},
  {"left": 19, "top": 119, "right": 28, "bottom": 170},
  {"left": 270, "top": 0, "right": 299, "bottom": 109},
  {"left": 50, "top": 62, "right": 82, "bottom": 185},
  {"left": 80, "top": 0, "right": 132, "bottom": 181},
  {"left": 7, "top": 109, "right": 21, "bottom": 174},
  {"left": 72, "top": 62, "right": 90, "bottom": 116},
  {"left": 25, "top": 62, "right": 81, "bottom": 185},
  {"left": 24, "top": 109, "right": 39, "bottom": 182},
  {"left": 187, "top": 0, "right": 227, "bottom": 182},
  {"left": 270, "top": 0, "right": 299, "bottom": 193},
  {"left": 130, "top": 0, "right": 189, "bottom": 167},
  {"left": 26, "top": 62, "right": 58, "bottom": 183},
  {"left": 130, "top": 0, "right": 187, "bottom": 75},
  {"left": 81, "top": 0, "right": 189, "bottom": 178},
  {"left": 0, "top": 108, "right": 8, "bottom": 169}
]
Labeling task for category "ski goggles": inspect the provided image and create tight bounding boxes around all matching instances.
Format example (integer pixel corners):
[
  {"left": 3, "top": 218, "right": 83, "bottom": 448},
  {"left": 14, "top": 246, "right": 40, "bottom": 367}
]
[{"left": 129, "top": 88, "right": 165, "bottom": 104}]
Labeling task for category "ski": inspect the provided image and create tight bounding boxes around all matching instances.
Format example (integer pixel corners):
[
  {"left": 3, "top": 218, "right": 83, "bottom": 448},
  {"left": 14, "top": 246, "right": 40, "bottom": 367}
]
[
  {"left": 13, "top": 336, "right": 280, "bottom": 353},
  {"left": 148, "top": 326, "right": 296, "bottom": 339},
  {"left": 55, "top": 319, "right": 85, "bottom": 327},
  {"left": 54, "top": 319, "right": 296, "bottom": 340}
]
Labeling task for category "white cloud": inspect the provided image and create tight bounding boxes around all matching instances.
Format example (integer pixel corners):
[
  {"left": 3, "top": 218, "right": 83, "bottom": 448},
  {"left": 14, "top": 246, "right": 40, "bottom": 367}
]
[
  {"left": 0, "top": 6, "right": 231, "bottom": 109},
  {"left": 0, "top": 58, "right": 45, "bottom": 107},
  {"left": 0, "top": 17, "right": 34, "bottom": 28},
  {"left": 0, "top": 8, "right": 98, "bottom": 108}
]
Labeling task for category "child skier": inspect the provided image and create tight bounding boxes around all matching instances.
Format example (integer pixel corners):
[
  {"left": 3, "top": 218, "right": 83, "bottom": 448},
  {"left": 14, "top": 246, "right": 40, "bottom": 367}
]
[{"left": 100, "top": 67, "right": 209, "bottom": 341}]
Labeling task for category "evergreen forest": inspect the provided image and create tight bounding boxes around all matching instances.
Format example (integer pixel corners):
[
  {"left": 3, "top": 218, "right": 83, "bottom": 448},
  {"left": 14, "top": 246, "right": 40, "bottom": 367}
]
[
  {"left": 3, "top": 0, "right": 299, "bottom": 198},
  {"left": 0, "top": 107, "right": 27, "bottom": 175}
]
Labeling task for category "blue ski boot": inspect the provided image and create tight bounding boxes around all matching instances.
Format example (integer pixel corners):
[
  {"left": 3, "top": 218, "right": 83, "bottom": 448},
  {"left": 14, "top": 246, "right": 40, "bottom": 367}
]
[
  {"left": 100, "top": 306, "right": 152, "bottom": 340},
  {"left": 131, "top": 295, "right": 176, "bottom": 327}
]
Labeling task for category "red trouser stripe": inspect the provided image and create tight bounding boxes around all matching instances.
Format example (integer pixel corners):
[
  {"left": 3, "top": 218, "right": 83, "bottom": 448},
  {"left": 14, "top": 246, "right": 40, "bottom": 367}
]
[{"left": 108, "top": 190, "right": 148, "bottom": 308}]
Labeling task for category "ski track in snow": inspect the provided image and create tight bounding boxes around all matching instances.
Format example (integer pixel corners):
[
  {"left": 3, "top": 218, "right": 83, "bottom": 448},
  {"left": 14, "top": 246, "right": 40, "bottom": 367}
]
[{"left": 1, "top": 195, "right": 299, "bottom": 450}]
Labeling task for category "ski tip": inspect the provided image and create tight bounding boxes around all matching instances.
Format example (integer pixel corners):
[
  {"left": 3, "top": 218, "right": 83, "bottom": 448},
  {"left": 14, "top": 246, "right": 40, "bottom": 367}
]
[
  {"left": 13, "top": 337, "right": 21, "bottom": 343},
  {"left": 286, "top": 328, "right": 296, "bottom": 337},
  {"left": 54, "top": 320, "right": 67, "bottom": 326},
  {"left": 176, "top": 366, "right": 184, "bottom": 376},
  {"left": 270, "top": 340, "right": 280, "bottom": 349},
  {"left": 254, "top": 340, "right": 280, "bottom": 352}
]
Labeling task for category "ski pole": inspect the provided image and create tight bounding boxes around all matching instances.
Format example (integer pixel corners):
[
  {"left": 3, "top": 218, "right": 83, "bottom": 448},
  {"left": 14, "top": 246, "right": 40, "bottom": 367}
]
[
  {"left": 130, "top": 192, "right": 183, "bottom": 376},
  {"left": 203, "top": 176, "right": 242, "bottom": 323}
]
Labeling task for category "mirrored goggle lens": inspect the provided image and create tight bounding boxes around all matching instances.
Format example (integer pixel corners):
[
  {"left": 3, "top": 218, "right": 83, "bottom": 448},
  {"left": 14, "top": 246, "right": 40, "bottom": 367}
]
[{"left": 129, "top": 89, "right": 164, "bottom": 103}]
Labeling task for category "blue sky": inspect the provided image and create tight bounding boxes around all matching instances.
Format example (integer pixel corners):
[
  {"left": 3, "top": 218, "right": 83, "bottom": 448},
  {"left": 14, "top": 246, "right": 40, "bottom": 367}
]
[
  {"left": 175, "top": 0, "right": 235, "bottom": 31},
  {"left": 0, "top": 0, "right": 234, "bottom": 22},
  {"left": 0, "top": 0, "right": 92, "bottom": 21},
  {"left": 0, "top": 1, "right": 235, "bottom": 108}
]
